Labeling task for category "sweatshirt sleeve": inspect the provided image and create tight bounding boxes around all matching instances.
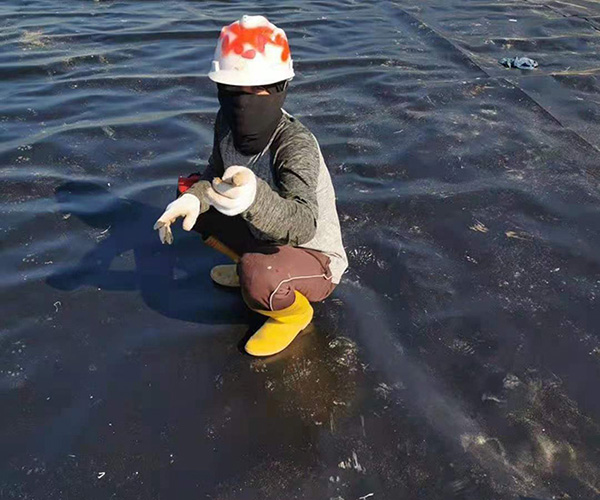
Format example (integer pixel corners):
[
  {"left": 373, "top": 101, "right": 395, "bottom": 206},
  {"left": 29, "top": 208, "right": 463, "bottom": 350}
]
[{"left": 242, "top": 121, "right": 319, "bottom": 246}]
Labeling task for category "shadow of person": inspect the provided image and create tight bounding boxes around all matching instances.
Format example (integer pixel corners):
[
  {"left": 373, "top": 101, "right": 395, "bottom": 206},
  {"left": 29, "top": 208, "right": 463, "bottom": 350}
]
[{"left": 47, "top": 181, "right": 248, "bottom": 325}]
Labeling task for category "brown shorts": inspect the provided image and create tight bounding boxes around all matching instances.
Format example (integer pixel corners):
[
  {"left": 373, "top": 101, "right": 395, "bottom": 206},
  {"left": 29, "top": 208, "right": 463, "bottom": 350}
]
[{"left": 193, "top": 208, "right": 336, "bottom": 311}]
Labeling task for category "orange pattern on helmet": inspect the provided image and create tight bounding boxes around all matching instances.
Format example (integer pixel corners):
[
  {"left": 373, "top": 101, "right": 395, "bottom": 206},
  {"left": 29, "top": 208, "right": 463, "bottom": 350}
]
[{"left": 220, "top": 22, "right": 290, "bottom": 62}]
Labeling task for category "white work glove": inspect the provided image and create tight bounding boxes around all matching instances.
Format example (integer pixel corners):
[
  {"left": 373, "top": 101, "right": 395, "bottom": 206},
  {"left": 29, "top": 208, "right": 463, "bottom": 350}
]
[
  {"left": 153, "top": 193, "right": 200, "bottom": 244},
  {"left": 207, "top": 166, "right": 257, "bottom": 217}
]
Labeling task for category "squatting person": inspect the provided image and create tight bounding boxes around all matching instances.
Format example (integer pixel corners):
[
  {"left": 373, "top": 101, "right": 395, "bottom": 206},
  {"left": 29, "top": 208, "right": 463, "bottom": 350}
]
[{"left": 154, "top": 15, "right": 348, "bottom": 356}]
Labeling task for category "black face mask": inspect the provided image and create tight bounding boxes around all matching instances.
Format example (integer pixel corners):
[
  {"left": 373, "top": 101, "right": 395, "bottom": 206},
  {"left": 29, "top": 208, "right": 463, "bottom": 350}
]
[{"left": 218, "top": 88, "right": 287, "bottom": 156}]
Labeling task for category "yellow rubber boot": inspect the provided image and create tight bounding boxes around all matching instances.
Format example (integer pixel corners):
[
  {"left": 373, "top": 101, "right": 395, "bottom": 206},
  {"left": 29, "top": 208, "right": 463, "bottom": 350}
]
[
  {"left": 245, "top": 291, "right": 314, "bottom": 357},
  {"left": 210, "top": 264, "right": 240, "bottom": 288},
  {"left": 203, "top": 236, "right": 241, "bottom": 287}
]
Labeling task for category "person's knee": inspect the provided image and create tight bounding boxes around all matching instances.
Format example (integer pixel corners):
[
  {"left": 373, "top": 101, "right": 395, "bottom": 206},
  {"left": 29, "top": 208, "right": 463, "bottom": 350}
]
[{"left": 238, "top": 252, "right": 293, "bottom": 310}]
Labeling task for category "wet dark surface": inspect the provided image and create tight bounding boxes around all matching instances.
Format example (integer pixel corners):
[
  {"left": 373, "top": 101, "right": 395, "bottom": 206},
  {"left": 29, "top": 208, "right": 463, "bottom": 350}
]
[{"left": 2, "top": 1, "right": 600, "bottom": 498}]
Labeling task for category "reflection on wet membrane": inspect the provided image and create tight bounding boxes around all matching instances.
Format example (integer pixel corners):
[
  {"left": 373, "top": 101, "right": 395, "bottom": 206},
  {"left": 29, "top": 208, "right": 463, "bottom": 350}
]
[
  {"left": 247, "top": 329, "right": 361, "bottom": 425},
  {"left": 337, "top": 279, "right": 600, "bottom": 498}
]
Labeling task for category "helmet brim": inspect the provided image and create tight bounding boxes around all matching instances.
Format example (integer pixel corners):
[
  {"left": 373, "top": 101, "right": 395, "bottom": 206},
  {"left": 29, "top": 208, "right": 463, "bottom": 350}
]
[{"left": 208, "top": 68, "right": 294, "bottom": 87}]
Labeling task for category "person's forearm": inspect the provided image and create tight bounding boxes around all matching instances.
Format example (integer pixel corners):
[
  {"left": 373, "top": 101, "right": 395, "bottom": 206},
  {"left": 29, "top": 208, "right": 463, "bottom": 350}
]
[
  {"left": 242, "top": 178, "right": 317, "bottom": 246},
  {"left": 242, "top": 121, "right": 320, "bottom": 246},
  {"left": 186, "top": 178, "right": 211, "bottom": 208}
]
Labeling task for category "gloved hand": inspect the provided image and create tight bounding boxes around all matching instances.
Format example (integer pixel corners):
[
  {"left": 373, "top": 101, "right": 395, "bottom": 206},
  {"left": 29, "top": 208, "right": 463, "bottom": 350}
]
[
  {"left": 153, "top": 193, "right": 201, "bottom": 244},
  {"left": 208, "top": 166, "right": 257, "bottom": 217}
]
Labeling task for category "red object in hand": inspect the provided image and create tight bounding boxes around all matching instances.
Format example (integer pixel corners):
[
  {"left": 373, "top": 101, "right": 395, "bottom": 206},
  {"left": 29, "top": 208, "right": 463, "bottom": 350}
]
[{"left": 177, "top": 174, "right": 201, "bottom": 195}]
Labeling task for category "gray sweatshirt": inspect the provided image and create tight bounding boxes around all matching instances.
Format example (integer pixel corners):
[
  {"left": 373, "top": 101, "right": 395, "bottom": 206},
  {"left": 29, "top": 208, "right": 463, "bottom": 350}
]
[{"left": 188, "top": 110, "right": 348, "bottom": 283}]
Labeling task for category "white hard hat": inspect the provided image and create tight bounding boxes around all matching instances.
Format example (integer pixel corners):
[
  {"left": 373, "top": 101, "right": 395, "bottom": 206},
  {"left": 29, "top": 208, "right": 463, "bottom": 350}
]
[{"left": 208, "top": 15, "right": 294, "bottom": 87}]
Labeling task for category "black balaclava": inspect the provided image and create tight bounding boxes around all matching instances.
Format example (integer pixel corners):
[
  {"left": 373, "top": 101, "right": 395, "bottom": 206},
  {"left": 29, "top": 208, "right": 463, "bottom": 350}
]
[{"left": 218, "top": 85, "right": 287, "bottom": 156}]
